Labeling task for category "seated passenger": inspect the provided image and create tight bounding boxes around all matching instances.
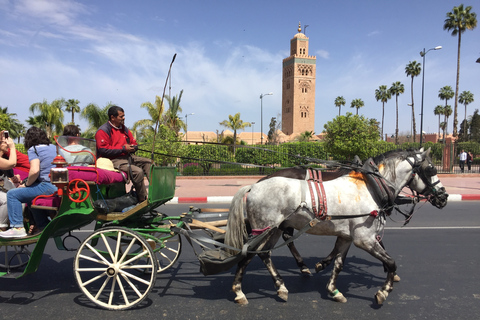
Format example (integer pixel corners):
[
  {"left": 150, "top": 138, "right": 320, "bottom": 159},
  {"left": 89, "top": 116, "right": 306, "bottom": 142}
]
[
  {"left": 1, "top": 137, "right": 30, "bottom": 182},
  {"left": 60, "top": 125, "right": 95, "bottom": 166},
  {"left": 0, "top": 127, "right": 57, "bottom": 238},
  {"left": 0, "top": 132, "right": 18, "bottom": 231}
]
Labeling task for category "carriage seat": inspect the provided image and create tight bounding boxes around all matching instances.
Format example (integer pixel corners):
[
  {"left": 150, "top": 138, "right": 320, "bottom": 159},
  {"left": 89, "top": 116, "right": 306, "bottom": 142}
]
[{"left": 32, "top": 166, "right": 127, "bottom": 209}]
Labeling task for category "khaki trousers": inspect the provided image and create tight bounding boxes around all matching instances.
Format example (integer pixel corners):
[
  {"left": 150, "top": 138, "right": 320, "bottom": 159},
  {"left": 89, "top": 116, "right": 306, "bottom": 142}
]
[{"left": 112, "top": 155, "right": 152, "bottom": 201}]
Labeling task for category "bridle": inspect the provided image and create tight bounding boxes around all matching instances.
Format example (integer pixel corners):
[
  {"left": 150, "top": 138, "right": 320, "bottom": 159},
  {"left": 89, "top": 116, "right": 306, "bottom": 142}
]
[{"left": 404, "top": 153, "right": 447, "bottom": 208}]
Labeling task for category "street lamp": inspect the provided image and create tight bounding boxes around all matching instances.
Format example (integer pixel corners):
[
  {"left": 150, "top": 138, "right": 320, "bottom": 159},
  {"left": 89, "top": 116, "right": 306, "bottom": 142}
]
[
  {"left": 260, "top": 92, "right": 273, "bottom": 145},
  {"left": 185, "top": 113, "right": 194, "bottom": 142},
  {"left": 419, "top": 46, "right": 442, "bottom": 146},
  {"left": 251, "top": 121, "right": 255, "bottom": 145}
]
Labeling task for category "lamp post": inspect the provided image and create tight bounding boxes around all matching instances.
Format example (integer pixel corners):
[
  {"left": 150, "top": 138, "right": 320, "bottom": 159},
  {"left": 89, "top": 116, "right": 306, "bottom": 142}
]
[
  {"left": 419, "top": 46, "right": 442, "bottom": 146},
  {"left": 185, "top": 113, "right": 194, "bottom": 142},
  {"left": 251, "top": 121, "right": 255, "bottom": 144},
  {"left": 260, "top": 92, "right": 273, "bottom": 145}
]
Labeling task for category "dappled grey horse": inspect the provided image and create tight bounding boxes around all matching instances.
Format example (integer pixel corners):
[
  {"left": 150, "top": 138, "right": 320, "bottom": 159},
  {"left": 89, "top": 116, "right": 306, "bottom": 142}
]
[{"left": 224, "top": 148, "right": 447, "bottom": 305}]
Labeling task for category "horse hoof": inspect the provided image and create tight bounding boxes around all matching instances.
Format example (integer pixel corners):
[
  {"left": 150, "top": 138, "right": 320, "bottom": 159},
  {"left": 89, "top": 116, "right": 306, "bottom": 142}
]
[
  {"left": 277, "top": 287, "right": 289, "bottom": 302},
  {"left": 301, "top": 267, "right": 312, "bottom": 275},
  {"left": 315, "top": 262, "right": 325, "bottom": 273},
  {"left": 375, "top": 290, "right": 388, "bottom": 305},
  {"left": 393, "top": 274, "right": 401, "bottom": 282},
  {"left": 332, "top": 292, "right": 347, "bottom": 303},
  {"left": 235, "top": 294, "right": 249, "bottom": 305}
]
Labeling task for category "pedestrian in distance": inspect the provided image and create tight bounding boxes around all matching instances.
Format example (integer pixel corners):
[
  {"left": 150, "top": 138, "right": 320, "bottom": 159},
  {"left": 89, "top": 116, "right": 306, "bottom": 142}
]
[
  {"left": 459, "top": 149, "right": 467, "bottom": 173},
  {"left": 467, "top": 151, "right": 473, "bottom": 172}
]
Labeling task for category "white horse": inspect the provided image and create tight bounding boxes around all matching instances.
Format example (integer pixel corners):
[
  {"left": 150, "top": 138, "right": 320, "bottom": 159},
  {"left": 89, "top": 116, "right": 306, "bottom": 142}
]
[{"left": 224, "top": 148, "right": 448, "bottom": 305}]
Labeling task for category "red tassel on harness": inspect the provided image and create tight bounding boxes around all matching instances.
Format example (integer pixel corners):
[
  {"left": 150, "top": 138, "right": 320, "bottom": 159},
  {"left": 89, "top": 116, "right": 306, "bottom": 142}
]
[
  {"left": 251, "top": 226, "right": 271, "bottom": 235},
  {"left": 370, "top": 210, "right": 379, "bottom": 217}
]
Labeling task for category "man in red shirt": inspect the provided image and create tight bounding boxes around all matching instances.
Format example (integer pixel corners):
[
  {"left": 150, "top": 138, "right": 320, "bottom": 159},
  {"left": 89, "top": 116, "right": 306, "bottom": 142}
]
[{"left": 95, "top": 106, "right": 152, "bottom": 202}]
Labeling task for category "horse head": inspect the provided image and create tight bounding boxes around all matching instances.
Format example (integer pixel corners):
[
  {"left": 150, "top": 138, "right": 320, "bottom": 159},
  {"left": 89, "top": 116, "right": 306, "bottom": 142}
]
[{"left": 405, "top": 148, "right": 448, "bottom": 209}]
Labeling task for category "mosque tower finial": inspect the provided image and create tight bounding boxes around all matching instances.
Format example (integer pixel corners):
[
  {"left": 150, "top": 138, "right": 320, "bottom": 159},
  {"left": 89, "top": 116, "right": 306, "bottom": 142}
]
[{"left": 298, "top": 22, "right": 302, "bottom": 33}]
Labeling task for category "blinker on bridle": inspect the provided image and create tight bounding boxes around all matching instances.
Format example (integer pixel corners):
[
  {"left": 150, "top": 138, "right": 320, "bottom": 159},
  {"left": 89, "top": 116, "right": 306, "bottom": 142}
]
[{"left": 405, "top": 155, "right": 441, "bottom": 196}]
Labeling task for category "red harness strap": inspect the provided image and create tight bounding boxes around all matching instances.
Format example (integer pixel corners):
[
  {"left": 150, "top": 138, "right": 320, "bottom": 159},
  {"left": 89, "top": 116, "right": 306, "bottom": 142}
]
[{"left": 307, "top": 169, "right": 328, "bottom": 219}]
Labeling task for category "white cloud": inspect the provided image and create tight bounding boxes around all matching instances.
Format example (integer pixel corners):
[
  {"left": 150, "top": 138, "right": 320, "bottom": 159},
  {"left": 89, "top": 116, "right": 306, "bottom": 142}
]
[{"left": 316, "top": 49, "right": 330, "bottom": 59}]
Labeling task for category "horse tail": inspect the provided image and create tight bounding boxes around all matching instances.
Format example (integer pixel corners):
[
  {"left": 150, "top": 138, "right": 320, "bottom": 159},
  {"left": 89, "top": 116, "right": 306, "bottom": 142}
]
[{"left": 224, "top": 185, "right": 250, "bottom": 256}]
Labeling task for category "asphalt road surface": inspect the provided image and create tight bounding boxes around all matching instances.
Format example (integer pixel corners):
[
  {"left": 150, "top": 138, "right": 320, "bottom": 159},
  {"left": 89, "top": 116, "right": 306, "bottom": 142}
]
[{"left": 1, "top": 201, "right": 479, "bottom": 320}]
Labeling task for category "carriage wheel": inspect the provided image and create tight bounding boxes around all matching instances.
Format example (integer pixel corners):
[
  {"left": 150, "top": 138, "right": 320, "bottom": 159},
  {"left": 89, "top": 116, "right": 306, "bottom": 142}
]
[
  {"left": 0, "top": 245, "right": 31, "bottom": 270},
  {"left": 149, "top": 233, "right": 182, "bottom": 273},
  {"left": 74, "top": 227, "right": 157, "bottom": 310},
  {"left": 123, "top": 232, "right": 182, "bottom": 273}
]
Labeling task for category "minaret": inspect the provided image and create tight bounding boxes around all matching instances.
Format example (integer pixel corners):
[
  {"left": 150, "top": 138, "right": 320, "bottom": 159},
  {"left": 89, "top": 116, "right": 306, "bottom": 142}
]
[{"left": 281, "top": 22, "right": 316, "bottom": 135}]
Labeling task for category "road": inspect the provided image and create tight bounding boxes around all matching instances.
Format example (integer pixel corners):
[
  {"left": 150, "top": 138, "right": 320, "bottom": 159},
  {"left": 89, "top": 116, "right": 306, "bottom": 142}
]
[{"left": 1, "top": 201, "right": 480, "bottom": 320}]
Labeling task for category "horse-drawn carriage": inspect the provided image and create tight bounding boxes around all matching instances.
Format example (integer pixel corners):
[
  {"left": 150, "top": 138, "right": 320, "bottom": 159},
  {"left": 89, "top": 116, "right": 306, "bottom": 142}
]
[
  {"left": 0, "top": 138, "right": 448, "bottom": 310},
  {"left": 0, "top": 136, "right": 189, "bottom": 310}
]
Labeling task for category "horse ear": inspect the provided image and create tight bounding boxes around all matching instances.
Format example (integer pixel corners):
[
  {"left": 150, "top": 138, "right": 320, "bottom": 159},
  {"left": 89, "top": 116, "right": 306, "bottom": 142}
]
[
  {"left": 419, "top": 147, "right": 424, "bottom": 152},
  {"left": 425, "top": 147, "right": 431, "bottom": 157}
]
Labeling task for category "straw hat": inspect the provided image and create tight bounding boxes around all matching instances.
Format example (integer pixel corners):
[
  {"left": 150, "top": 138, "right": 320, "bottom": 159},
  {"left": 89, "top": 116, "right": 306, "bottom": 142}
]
[{"left": 90, "top": 157, "right": 120, "bottom": 172}]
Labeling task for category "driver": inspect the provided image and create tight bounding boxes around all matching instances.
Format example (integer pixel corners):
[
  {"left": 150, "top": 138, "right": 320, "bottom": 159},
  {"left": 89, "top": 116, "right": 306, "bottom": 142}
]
[{"left": 95, "top": 106, "right": 152, "bottom": 202}]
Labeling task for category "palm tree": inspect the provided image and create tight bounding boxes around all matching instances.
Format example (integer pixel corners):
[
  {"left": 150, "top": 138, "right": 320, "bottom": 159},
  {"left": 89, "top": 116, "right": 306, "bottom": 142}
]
[
  {"left": 29, "top": 98, "right": 65, "bottom": 139},
  {"left": 458, "top": 90, "right": 474, "bottom": 141},
  {"left": 434, "top": 105, "right": 444, "bottom": 139},
  {"left": 219, "top": 112, "right": 251, "bottom": 155},
  {"left": 80, "top": 102, "right": 113, "bottom": 138},
  {"left": 443, "top": 105, "right": 453, "bottom": 143},
  {"left": 439, "top": 121, "right": 447, "bottom": 143},
  {"left": 389, "top": 81, "right": 405, "bottom": 145},
  {"left": 0, "top": 106, "right": 25, "bottom": 141},
  {"left": 438, "top": 85, "right": 455, "bottom": 110},
  {"left": 133, "top": 95, "right": 165, "bottom": 140},
  {"left": 334, "top": 96, "right": 346, "bottom": 116},
  {"left": 297, "top": 130, "right": 315, "bottom": 142},
  {"left": 65, "top": 99, "right": 81, "bottom": 124},
  {"left": 164, "top": 90, "right": 185, "bottom": 135},
  {"left": 375, "top": 85, "right": 391, "bottom": 141},
  {"left": 444, "top": 4, "right": 477, "bottom": 137},
  {"left": 405, "top": 61, "right": 421, "bottom": 142},
  {"left": 350, "top": 98, "right": 364, "bottom": 115}
]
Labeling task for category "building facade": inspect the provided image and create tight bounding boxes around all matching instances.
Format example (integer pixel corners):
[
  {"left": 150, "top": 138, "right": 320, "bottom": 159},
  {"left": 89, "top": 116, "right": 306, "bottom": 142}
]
[{"left": 281, "top": 22, "right": 316, "bottom": 135}]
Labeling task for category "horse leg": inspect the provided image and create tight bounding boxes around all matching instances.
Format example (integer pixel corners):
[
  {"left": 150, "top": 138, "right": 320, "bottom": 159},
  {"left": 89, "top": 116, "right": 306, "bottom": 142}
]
[
  {"left": 232, "top": 229, "right": 284, "bottom": 304},
  {"left": 315, "top": 236, "right": 346, "bottom": 273},
  {"left": 378, "top": 239, "right": 400, "bottom": 282},
  {"left": 325, "top": 237, "right": 351, "bottom": 303},
  {"left": 282, "top": 227, "right": 311, "bottom": 275},
  {"left": 259, "top": 251, "right": 289, "bottom": 301},
  {"left": 354, "top": 238, "right": 396, "bottom": 305},
  {"left": 232, "top": 253, "right": 256, "bottom": 305}
]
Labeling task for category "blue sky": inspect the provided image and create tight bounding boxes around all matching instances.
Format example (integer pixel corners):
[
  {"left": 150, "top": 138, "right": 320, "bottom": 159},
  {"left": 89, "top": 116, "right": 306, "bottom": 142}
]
[{"left": 0, "top": 0, "right": 479, "bottom": 138}]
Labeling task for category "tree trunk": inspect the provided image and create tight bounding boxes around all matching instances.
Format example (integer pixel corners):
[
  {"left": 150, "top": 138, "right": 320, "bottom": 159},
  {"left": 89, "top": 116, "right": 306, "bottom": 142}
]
[
  {"left": 395, "top": 96, "right": 399, "bottom": 145},
  {"left": 410, "top": 76, "right": 416, "bottom": 143},
  {"left": 453, "top": 32, "right": 462, "bottom": 137},
  {"left": 381, "top": 102, "right": 385, "bottom": 141}
]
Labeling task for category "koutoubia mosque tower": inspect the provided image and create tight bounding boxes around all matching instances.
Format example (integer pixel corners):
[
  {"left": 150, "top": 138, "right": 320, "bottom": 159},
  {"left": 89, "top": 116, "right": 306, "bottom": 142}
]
[{"left": 282, "top": 22, "right": 316, "bottom": 136}]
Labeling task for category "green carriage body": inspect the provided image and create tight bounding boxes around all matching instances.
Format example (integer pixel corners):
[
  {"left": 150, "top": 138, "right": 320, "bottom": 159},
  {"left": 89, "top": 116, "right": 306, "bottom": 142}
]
[{"left": 0, "top": 165, "right": 179, "bottom": 278}]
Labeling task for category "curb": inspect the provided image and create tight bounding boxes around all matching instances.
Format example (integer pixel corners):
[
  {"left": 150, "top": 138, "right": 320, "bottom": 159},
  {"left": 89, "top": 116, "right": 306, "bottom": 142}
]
[
  {"left": 169, "top": 196, "right": 233, "bottom": 204},
  {"left": 169, "top": 194, "right": 480, "bottom": 204}
]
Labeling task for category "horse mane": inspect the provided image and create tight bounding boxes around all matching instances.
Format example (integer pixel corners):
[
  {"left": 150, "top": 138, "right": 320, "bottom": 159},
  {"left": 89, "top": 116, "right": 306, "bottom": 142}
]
[{"left": 371, "top": 149, "right": 420, "bottom": 179}]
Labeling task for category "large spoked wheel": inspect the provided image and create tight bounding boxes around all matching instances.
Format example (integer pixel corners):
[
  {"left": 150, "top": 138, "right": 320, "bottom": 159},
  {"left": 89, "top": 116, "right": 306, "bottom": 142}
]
[
  {"left": 74, "top": 227, "right": 157, "bottom": 310},
  {"left": 0, "top": 245, "right": 31, "bottom": 270},
  {"left": 150, "top": 233, "right": 182, "bottom": 273}
]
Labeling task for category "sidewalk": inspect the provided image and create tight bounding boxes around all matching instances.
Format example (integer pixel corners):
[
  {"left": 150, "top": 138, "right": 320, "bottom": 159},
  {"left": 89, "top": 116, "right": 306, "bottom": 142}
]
[{"left": 169, "top": 174, "right": 480, "bottom": 204}]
